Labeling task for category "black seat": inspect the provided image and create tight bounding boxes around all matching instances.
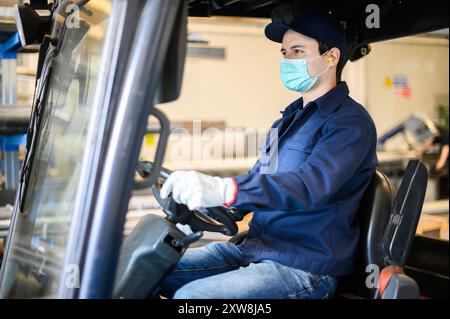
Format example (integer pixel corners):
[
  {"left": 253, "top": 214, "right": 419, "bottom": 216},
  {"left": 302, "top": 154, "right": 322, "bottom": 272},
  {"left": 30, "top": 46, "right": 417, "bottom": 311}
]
[
  {"left": 337, "top": 160, "right": 428, "bottom": 298},
  {"left": 336, "top": 169, "right": 394, "bottom": 298}
]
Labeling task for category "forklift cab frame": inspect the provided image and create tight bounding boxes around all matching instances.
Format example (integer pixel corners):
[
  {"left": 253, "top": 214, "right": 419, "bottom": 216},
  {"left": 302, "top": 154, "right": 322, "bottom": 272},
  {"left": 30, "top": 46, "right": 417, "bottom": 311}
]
[{"left": 0, "top": 0, "right": 448, "bottom": 299}]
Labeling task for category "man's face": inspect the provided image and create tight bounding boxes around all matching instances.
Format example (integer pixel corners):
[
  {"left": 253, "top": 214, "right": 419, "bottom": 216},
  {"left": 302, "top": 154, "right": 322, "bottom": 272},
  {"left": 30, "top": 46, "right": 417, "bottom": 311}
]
[
  {"left": 281, "top": 30, "right": 320, "bottom": 60},
  {"left": 280, "top": 29, "right": 339, "bottom": 80}
]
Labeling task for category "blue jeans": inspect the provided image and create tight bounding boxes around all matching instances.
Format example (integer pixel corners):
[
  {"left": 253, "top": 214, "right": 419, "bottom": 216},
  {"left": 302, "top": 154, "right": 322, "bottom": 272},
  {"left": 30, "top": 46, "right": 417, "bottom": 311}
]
[{"left": 158, "top": 242, "right": 337, "bottom": 299}]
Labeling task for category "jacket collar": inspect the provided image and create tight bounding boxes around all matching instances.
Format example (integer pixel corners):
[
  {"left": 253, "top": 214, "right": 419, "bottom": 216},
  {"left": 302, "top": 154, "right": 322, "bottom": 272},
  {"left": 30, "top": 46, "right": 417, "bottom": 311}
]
[
  {"left": 281, "top": 81, "right": 350, "bottom": 118},
  {"left": 315, "top": 81, "right": 350, "bottom": 116},
  {"left": 280, "top": 97, "right": 303, "bottom": 120}
]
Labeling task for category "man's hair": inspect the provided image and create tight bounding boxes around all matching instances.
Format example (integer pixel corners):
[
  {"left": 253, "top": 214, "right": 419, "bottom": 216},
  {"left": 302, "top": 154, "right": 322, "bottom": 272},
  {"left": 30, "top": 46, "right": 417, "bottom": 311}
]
[{"left": 318, "top": 41, "right": 330, "bottom": 55}]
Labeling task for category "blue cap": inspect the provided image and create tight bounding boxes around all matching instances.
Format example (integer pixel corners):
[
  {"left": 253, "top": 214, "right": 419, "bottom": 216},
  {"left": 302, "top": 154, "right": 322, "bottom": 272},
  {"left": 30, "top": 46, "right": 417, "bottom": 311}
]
[{"left": 265, "top": 10, "right": 347, "bottom": 56}]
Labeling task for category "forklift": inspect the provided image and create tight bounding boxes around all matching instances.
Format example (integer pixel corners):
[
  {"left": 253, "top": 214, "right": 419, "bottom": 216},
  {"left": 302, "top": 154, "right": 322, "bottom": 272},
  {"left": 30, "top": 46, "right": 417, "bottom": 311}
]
[{"left": 0, "top": 0, "right": 448, "bottom": 299}]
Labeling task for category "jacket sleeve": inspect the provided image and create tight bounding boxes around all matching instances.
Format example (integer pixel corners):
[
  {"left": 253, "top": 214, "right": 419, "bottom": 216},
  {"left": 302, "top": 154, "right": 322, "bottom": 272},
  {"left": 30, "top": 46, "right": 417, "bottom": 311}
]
[{"left": 231, "top": 115, "right": 377, "bottom": 212}]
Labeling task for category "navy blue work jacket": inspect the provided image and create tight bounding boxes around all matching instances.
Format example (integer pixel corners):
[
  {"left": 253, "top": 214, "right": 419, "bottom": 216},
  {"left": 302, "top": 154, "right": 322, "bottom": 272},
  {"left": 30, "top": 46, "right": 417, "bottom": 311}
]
[{"left": 232, "top": 82, "right": 378, "bottom": 276}]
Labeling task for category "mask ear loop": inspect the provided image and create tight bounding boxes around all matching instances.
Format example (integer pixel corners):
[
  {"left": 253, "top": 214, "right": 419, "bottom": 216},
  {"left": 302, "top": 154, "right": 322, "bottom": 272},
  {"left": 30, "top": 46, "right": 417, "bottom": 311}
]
[{"left": 309, "top": 50, "right": 332, "bottom": 78}]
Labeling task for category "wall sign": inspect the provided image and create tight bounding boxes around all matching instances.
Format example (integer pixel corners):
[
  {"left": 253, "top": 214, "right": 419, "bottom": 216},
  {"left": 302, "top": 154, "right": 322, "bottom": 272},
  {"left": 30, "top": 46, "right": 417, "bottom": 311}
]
[{"left": 384, "top": 74, "right": 412, "bottom": 99}]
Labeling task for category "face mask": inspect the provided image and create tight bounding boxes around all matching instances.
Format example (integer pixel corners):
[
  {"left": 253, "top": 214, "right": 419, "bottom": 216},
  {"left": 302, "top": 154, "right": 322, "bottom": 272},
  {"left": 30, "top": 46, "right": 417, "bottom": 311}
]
[{"left": 280, "top": 52, "right": 330, "bottom": 93}]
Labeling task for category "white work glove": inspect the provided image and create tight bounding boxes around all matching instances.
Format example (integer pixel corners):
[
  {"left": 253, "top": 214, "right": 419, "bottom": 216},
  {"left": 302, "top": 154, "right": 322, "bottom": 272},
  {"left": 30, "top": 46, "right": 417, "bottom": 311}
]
[{"left": 160, "top": 170, "right": 237, "bottom": 211}]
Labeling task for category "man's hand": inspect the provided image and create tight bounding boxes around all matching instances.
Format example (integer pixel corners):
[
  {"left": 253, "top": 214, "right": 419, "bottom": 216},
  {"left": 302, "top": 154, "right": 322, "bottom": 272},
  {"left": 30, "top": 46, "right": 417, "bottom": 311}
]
[
  {"left": 435, "top": 144, "right": 449, "bottom": 171},
  {"left": 160, "top": 171, "right": 237, "bottom": 211}
]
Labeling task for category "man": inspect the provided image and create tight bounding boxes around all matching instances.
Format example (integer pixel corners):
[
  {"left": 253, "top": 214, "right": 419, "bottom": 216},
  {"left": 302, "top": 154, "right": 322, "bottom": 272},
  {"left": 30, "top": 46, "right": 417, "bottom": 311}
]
[
  {"left": 435, "top": 130, "right": 449, "bottom": 172},
  {"left": 416, "top": 129, "right": 449, "bottom": 172},
  {"left": 416, "top": 128, "right": 449, "bottom": 198},
  {"left": 157, "top": 10, "right": 378, "bottom": 299}
]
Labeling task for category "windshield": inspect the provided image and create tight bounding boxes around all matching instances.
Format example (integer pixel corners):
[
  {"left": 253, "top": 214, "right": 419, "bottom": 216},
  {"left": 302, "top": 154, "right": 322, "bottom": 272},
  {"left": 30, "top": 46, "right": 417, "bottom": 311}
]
[{"left": 0, "top": 2, "right": 111, "bottom": 298}]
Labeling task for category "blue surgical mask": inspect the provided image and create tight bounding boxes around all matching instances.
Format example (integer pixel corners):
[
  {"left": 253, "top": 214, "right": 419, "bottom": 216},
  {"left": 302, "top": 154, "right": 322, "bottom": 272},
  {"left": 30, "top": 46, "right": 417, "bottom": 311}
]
[{"left": 280, "top": 52, "right": 329, "bottom": 93}]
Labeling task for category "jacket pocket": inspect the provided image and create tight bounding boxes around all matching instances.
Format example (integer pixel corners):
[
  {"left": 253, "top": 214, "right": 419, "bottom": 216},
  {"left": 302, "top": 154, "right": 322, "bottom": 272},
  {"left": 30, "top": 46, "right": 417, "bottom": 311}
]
[
  {"left": 279, "top": 144, "right": 312, "bottom": 171},
  {"left": 285, "top": 142, "right": 313, "bottom": 153}
]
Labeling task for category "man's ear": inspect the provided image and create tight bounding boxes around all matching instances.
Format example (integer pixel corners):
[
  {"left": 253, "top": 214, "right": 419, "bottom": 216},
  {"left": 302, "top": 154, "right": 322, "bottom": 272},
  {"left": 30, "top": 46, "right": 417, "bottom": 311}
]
[{"left": 326, "top": 48, "right": 340, "bottom": 67}]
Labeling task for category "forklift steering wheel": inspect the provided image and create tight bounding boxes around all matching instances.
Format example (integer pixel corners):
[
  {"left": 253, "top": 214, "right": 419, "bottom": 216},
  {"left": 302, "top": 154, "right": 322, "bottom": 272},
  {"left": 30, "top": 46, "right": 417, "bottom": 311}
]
[{"left": 136, "top": 161, "right": 239, "bottom": 236}]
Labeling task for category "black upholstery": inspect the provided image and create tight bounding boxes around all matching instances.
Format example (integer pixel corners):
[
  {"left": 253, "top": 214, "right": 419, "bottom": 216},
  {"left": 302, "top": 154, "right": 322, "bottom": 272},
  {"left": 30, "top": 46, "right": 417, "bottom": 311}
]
[
  {"left": 381, "top": 160, "right": 428, "bottom": 266},
  {"left": 336, "top": 169, "right": 394, "bottom": 298},
  {"left": 358, "top": 170, "right": 395, "bottom": 273},
  {"left": 339, "top": 162, "right": 428, "bottom": 299}
]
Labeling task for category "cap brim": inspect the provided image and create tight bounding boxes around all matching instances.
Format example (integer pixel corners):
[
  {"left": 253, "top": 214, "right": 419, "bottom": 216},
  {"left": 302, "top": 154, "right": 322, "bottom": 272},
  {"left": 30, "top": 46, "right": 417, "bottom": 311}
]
[{"left": 264, "top": 22, "right": 290, "bottom": 43}]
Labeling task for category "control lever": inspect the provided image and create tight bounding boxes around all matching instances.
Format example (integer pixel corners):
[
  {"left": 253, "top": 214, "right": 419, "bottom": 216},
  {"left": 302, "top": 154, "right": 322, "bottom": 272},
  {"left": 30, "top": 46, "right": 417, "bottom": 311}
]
[
  {"left": 227, "top": 207, "right": 245, "bottom": 222},
  {"left": 171, "top": 231, "right": 203, "bottom": 248}
]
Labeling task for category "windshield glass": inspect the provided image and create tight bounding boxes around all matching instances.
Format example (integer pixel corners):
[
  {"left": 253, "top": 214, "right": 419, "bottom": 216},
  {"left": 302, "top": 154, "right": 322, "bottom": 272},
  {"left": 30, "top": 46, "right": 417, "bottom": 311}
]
[{"left": 0, "top": 2, "right": 111, "bottom": 298}]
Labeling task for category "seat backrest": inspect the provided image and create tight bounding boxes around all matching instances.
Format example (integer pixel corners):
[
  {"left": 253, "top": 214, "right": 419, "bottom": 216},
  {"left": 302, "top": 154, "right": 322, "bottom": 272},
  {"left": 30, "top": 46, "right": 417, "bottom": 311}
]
[
  {"left": 380, "top": 160, "right": 428, "bottom": 267},
  {"left": 336, "top": 169, "right": 394, "bottom": 298},
  {"left": 358, "top": 169, "right": 395, "bottom": 271},
  {"left": 340, "top": 161, "right": 428, "bottom": 299}
]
